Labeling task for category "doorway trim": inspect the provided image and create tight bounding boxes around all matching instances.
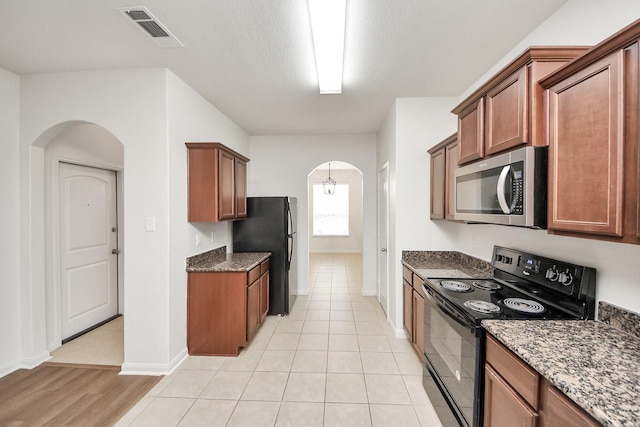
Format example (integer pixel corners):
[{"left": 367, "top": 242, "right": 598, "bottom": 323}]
[
  {"left": 377, "top": 162, "right": 390, "bottom": 317},
  {"left": 49, "top": 157, "right": 124, "bottom": 349}
]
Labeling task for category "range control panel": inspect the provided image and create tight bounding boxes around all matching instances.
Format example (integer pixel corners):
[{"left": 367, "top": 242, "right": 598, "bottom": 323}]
[{"left": 491, "top": 246, "right": 596, "bottom": 299}]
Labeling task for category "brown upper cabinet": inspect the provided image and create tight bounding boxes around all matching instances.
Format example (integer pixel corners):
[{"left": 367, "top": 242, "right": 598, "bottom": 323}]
[
  {"left": 452, "top": 47, "right": 589, "bottom": 165},
  {"left": 186, "top": 142, "right": 249, "bottom": 222},
  {"left": 540, "top": 19, "right": 640, "bottom": 245},
  {"left": 428, "top": 133, "right": 458, "bottom": 220}
]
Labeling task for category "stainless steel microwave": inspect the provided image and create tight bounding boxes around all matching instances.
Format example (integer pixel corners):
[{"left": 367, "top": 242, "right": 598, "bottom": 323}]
[{"left": 454, "top": 146, "right": 547, "bottom": 228}]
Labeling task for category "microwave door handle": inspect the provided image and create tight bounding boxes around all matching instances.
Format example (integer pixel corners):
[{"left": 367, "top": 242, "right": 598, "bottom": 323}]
[{"left": 496, "top": 165, "right": 511, "bottom": 214}]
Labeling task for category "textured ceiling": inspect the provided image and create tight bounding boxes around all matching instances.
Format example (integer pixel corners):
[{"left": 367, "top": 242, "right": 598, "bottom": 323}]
[{"left": 0, "top": 0, "right": 567, "bottom": 135}]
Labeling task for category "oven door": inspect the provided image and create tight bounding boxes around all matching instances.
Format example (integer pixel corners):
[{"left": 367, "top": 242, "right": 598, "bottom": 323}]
[{"left": 422, "top": 284, "right": 484, "bottom": 427}]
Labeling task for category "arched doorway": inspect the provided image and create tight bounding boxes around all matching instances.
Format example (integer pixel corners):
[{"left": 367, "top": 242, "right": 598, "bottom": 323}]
[
  {"left": 307, "top": 161, "right": 364, "bottom": 298},
  {"left": 42, "top": 122, "right": 125, "bottom": 365}
]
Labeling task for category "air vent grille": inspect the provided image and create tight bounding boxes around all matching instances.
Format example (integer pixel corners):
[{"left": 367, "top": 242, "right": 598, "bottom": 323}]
[
  {"left": 125, "top": 10, "right": 152, "bottom": 21},
  {"left": 137, "top": 20, "right": 170, "bottom": 38},
  {"left": 117, "top": 6, "right": 183, "bottom": 48}
]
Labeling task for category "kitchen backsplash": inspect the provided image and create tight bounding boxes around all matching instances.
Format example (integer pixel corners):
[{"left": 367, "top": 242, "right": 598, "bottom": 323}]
[
  {"left": 186, "top": 245, "right": 227, "bottom": 268},
  {"left": 402, "top": 250, "right": 494, "bottom": 278},
  {"left": 598, "top": 301, "right": 640, "bottom": 340}
]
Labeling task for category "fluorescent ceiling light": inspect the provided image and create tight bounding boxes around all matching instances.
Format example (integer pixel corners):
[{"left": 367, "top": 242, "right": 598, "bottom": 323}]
[{"left": 308, "top": 0, "right": 346, "bottom": 94}]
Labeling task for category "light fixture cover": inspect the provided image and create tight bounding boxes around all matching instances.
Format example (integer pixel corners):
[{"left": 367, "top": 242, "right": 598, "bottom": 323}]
[{"left": 308, "top": 0, "right": 346, "bottom": 94}]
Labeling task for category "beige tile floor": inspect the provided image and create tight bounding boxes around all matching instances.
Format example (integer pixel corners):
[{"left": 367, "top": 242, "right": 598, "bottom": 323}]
[
  {"left": 115, "top": 253, "right": 443, "bottom": 427},
  {"left": 49, "top": 315, "right": 124, "bottom": 366}
]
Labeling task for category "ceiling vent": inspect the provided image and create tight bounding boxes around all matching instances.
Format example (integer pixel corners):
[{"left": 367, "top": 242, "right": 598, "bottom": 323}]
[{"left": 117, "top": 6, "right": 183, "bottom": 48}]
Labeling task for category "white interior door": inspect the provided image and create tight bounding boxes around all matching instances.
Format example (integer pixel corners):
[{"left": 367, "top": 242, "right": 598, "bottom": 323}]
[
  {"left": 377, "top": 164, "right": 389, "bottom": 316},
  {"left": 59, "top": 162, "right": 118, "bottom": 340}
]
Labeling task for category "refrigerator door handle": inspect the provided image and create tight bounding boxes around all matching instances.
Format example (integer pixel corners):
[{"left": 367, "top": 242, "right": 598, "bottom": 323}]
[{"left": 287, "top": 234, "right": 294, "bottom": 267}]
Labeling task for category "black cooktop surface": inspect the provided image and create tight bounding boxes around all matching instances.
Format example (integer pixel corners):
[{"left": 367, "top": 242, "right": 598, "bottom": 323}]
[{"left": 424, "top": 278, "right": 581, "bottom": 323}]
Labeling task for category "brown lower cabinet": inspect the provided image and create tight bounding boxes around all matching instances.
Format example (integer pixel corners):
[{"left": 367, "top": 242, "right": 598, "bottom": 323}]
[
  {"left": 485, "top": 334, "right": 602, "bottom": 427},
  {"left": 402, "top": 265, "right": 425, "bottom": 361},
  {"left": 187, "top": 258, "right": 270, "bottom": 356}
]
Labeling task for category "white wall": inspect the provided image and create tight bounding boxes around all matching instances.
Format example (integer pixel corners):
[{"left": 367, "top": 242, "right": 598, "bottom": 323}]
[
  {"left": 166, "top": 71, "right": 250, "bottom": 365},
  {"left": 0, "top": 68, "right": 21, "bottom": 377},
  {"left": 249, "top": 134, "right": 376, "bottom": 296},
  {"left": 13, "top": 68, "right": 249, "bottom": 376},
  {"left": 382, "top": 0, "right": 640, "bottom": 332},
  {"left": 377, "top": 98, "right": 458, "bottom": 331},
  {"left": 20, "top": 69, "right": 173, "bottom": 373},
  {"left": 450, "top": 0, "right": 640, "bottom": 315},
  {"left": 308, "top": 168, "right": 363, "bottom": 254}
]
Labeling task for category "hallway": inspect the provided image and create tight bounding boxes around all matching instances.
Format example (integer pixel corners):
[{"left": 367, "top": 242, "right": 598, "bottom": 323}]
[{"left": 116, "top": 253, "right": 442, "bottom": 426}]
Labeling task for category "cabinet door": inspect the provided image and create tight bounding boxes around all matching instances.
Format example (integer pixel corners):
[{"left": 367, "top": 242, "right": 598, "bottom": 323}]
[
  {"left": 539, "top": 380, "right": 601, "bottom": 427},
  {"left": 218, "top": 149, "right": 236, "bottom": 220},
  {"left": 187, "top": 272, "right": 247, "bottom": 356},
  {"left": 247, "top": 279, "right": 260, "bottom": 341},
  {"left": 186, "top": 147, "right": 217, "bottom": 222},
  {"left": 458, "top": 98, "right": 485, "bottom": 164},
  {"left": 235, "top": 157, "right": 248, "bottom": 219},
  {"left": 547, "top": 50, "right": 625, "bottom": 236},
  {"left": 484, "top": 364, "right": 538, "bottom": 427},
  {"left": 430, "top": 147, "right": 446, "bottom": 219},
  {"left": 403, "top": 280, "right": 413, "bottom": 337},
  {"left": 445, "top": 142, "right": 459, "bottom": 219},
  {"left": 485, "top": 67, "right": 528, "bottom": 155},
  {"left": 412, "top": 289, "right": 424, "bottom": 359}
]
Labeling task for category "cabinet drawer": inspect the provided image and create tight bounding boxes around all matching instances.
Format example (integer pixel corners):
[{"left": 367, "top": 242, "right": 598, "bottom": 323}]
[
  {"left": 540, "top": 379, "right": 602, "bottom": 427},
  {"left": 486, "top": 334, "right": 540, "bottom": 409},
  {"left": 402, "top": 266, "right": 413, "bottom": 286},
  {"left": 260, "top": 259, "right": 270, "bottom": 275},
  {"left": 248, "top": 265, "right": 260, "bottom": 285}
]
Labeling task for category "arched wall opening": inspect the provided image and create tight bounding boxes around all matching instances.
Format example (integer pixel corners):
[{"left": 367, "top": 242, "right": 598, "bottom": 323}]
[
  {"left": 40, "top": 122, "right": 125, "bottom": 355},
  {"left": 307, "top": 161, "right": 364, "bottom": 255}
]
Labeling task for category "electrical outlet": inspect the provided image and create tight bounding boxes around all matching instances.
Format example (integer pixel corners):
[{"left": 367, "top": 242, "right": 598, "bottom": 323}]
[
  {"left": 195, "top": 234, "right": 201, "bottom": 246},
  {"left": 210, "top": 231, "right": 215, "bottom": 242},
  {"left": 146, "top": 217, "right": 156, "bottom": 232}
]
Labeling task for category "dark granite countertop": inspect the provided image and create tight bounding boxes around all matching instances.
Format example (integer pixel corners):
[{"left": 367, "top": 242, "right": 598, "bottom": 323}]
[
  {"left": 186, "top": 246, "right": 271, "bottom": 272},
  {"left": 402, "top": 250, "right": 494, "bottom": 280},
  {"left": 482, "top": 319, "right": 640, "bottom": 427}
]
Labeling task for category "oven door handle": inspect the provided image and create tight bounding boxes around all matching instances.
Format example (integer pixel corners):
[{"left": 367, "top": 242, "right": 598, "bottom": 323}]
[{"left": 423, "top": 284, "right": 476, "bottom": 331}]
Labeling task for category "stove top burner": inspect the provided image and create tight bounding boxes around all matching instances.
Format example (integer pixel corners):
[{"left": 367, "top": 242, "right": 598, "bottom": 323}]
[
  {"left": 471, "top": 280, "right": 502, "bottom": 291},
  {"left": 503, "top": 298, "right": 546, "bottom": 314},
  {"left": 439, "top": 280, "right": 472, "bottom": 293},
  {"left": 463, "top": 300, "right": 501, "bottom": 314}
]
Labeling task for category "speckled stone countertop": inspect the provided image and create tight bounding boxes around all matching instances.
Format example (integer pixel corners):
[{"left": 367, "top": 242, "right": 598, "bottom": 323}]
[
  {"left": 402, "top": 250, "right": 494, "bottom": 280},
  {"left": 186, "top": 246, "right": 271, "bottom": 272},
  {"left": 483, "top": 319, "right": 640, "bottom": 427}
]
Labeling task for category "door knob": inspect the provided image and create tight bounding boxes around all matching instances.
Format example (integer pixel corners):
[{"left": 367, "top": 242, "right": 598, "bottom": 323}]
[
  {"left": 381, "top": 248, "right": 387, "bottom": 252},
  {"left": 112, "top": 249, "right": 120, "bottom": 254}
]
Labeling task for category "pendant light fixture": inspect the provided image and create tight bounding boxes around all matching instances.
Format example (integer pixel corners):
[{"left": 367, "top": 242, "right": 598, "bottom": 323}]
[{"left": 323, "top": 163, "right": 337, "bottom": 195}]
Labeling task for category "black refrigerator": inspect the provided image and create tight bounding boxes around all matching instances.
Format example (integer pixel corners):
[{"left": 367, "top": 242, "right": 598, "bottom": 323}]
[{"left": 233, "top": 197, "right": 297, "bottom": 315}]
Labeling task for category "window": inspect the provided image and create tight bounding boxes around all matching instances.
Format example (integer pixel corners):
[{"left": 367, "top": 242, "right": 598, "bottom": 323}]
[{"left": 313, "top": 184, "right": 349, "bottom": 236}]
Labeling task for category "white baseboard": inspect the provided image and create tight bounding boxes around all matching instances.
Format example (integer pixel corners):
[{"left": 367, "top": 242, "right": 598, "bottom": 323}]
[
  {"left": 387, "top": 318, "right": 407, "bottom": 338},
  {"left": 120, "top": 348, "right": 188, "bottom": 376},
  {"left": 21, "top": 351, "right": 51, "bottom": 369}
]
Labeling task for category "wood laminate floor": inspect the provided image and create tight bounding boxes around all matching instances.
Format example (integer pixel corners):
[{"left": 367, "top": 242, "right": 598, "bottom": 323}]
[{"left": 0, "top": 364, "right": 161, "bottom": 426}]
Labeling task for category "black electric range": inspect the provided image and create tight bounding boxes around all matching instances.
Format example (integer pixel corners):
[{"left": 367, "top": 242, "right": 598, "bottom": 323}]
[{"left": 421, "top": 246, "right": 596, "bottom": 427}]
